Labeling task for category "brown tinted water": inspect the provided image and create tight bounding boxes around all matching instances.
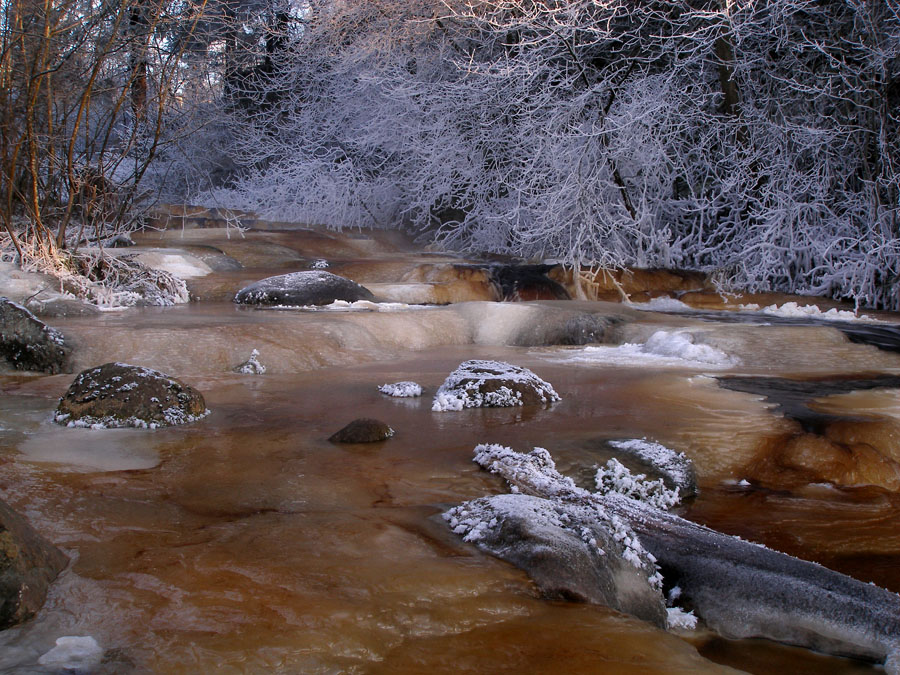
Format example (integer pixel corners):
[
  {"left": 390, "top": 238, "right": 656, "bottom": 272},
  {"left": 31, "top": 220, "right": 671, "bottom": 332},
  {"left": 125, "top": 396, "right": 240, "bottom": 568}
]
[{"left": 2, "top": 232, "right": 900, "bottom": 673}]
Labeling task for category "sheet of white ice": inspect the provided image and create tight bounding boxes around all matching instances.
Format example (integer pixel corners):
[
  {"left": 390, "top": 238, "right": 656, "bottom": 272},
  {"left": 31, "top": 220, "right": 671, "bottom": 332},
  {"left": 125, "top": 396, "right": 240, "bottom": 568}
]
[
  {"left": 628, "top": 297, "right": 694, "bottom": 312},
  {"left": 540, "top": 330, "right": 738, "bottom": 369},
  {"left": 18, "top": 426, "right": 161, "bottom": 471}
]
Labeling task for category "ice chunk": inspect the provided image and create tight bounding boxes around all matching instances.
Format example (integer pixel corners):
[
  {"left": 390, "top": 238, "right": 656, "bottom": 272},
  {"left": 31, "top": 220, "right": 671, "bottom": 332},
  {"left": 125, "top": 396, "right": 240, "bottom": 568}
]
[
  {"left": 641, "top": 330, "right": 738, "bottom": 366},
  {"left": 431, "top": 360, "right": 560, "bottom": 411}
]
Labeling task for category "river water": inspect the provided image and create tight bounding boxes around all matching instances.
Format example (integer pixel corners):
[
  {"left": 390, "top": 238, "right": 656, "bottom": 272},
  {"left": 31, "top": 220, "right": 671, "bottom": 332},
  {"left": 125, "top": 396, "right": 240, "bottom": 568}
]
[{"left": 2, "top": 226, "right": 900, "bottom": 673}]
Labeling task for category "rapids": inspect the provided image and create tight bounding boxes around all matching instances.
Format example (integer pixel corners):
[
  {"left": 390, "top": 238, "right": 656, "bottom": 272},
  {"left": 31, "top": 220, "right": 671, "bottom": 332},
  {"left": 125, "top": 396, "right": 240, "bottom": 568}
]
[{"left": 2, "top": 223, "right": 900, "bottom": 673}]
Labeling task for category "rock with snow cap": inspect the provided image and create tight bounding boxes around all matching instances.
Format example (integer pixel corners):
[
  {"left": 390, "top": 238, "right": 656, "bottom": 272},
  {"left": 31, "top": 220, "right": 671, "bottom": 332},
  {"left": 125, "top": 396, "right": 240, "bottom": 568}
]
[
  {"left": 606, "top": 439, "right": 698, "bottom": 498},
  {"left": 432, "top": 360, "right": 560, "bottom": 411},
  {"left": 329, "top": 418, "right": 394, "bottom": 443},
  {"left": 0, "top": 498, "right": 68, "bottom": 630},
  {"left": 233, "top": 270, "right": 375, "bottom": 306},
  {"left": 55, "top": 362, "right": 208, "bottom": 429},
  {"left": 0, "top": 297, "right": 70, "bottom": 373}
]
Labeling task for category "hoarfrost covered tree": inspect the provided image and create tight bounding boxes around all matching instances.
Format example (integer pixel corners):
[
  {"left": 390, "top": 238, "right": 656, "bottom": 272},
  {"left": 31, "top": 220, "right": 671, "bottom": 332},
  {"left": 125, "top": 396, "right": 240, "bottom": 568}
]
[{"left": 211, "top": 0, "right": 899, "bottom": 309}]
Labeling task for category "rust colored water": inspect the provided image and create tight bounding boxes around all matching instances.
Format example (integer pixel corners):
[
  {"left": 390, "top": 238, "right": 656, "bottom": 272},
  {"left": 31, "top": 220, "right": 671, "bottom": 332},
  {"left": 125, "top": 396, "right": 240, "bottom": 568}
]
[{"left": 3, "top": 229, "right": 900, "bottom": 673}]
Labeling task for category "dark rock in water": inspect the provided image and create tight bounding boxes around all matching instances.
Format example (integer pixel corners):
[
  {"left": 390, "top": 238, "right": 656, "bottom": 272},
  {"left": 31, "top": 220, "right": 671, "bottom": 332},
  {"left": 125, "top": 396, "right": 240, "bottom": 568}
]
[
  {"left": 329, "top": 418, "right": 394, "bottom": 443},
  {"left": 56, "top": 362, "right": 208, "bottom": 429},
  {"left": 489, "top": 264, "right": 570, "bottom": 301},
  {"left": 0, "top": 499, "right": 68, "bottom": 630},
  {"left": 233, "top": 270, "right": 375, "bottom": 306},
  {"left": 514, "top": 312, "right": 621, "bottom": 347},
  {"left": 432, "top": 360, "right": 561, "bottom": 411},
  {"left": 0, "top": 297, "right": 70, "bottom": 373},
  {"left": 445, "top": 493, "right": 667, "bottom": 627}
]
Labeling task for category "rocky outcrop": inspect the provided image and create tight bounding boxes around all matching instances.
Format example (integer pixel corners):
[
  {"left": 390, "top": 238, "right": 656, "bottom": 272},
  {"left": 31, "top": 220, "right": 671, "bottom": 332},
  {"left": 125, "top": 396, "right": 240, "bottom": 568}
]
[
  {"left": 488, "top": 264, "right": 570, "bottom": 301},
  {"left": 329, "top": 418, "right": 394, "bottom": 443},
  {"left": 234, "top": 271, "right": 375, "bottom": 306},
  {"left": 55, "top": 362, "right": 208, "bottom": 429},
  {"left": 0, "top": 297, "right": 70, "bottom": 373},
  {"left": 1, "top": 499, "right": 68, "bottom": 630},
  {"left": 432, "top": 360, "right": 561, "bottom": 411}
]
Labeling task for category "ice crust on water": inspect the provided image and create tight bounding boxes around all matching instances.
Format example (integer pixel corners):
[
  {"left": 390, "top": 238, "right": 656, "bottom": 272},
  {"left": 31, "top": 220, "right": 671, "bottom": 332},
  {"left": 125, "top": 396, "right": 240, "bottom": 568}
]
[
  {"left": 378, "top": 381, "right": 423, "bottom": 397},
  {"left": 641, "top": 330, "right": 738, "bottom": 365},
  {"left": 37, "top": 636, "right": 103, "bottom": 669},
  {"left": 542, "top": 331, "right": 737, "bottom": 369},
  {"left": 431, "top": 360, "right": 560, "bottom": 412},
  {"left": 742, "top": 301, "right": 881, "bottom": 323},
  {"left": 629, "top": 297, "right": 694, "bottom": 312}
]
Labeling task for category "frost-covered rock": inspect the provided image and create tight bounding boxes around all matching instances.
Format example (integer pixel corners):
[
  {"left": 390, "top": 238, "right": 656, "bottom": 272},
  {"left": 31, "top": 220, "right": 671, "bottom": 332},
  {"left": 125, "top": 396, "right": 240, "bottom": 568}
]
[
  {"left": 432, "top": 360, "right": 560, "bottom": 411},
  {"left": 234, "top": 348, "right": 266, "bottom": 374},
  {"left": 328, "top": 418, "right": 394, "bottom": 443},
  {"left": 595, "top": 458, "right": 681, "bottom": 510},
  {"left": 467, "top": 443, "right": 900, "bottom": 668},
  {"left": 0, "top": 499, "right": 68, "bottom": 630},
  {"left": 55, "top": 362, "right": 209, "bottom": 429},
  {"left": 378, "top": 381, "right": 423, "bottom": 397},
  {"left": 233, "top": 270, "right": 375, "bottom": 306},
  {"left": 444, "top": 493, "right": 667, "bottom": 626},
  {"left": 607, "top": 439, "right": 697, "bottom": 498},
  {"left": 0, "top": 297, "right": 70, "bottom": 373}
]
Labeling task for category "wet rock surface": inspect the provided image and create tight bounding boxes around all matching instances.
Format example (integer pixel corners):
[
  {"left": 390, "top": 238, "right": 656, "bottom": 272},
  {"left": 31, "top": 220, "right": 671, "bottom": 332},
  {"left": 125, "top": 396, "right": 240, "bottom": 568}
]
[
  {"left": 0, "top": 499, "right": 68, "bottom": 630},
  {"left": 0, "top": 297, "right": 70, "bottom": 373},
  {"left": 329, "top": 418, "right": 394, "bottom": 443},
  {"left": 234, "top": 271, "right": 375, "bottom": 306},
  {"left": 56, "top": 362, "right": 208, "bottom": 428},
  {"left": 432, "top": 360, "right": 560, "bottom": 411}
]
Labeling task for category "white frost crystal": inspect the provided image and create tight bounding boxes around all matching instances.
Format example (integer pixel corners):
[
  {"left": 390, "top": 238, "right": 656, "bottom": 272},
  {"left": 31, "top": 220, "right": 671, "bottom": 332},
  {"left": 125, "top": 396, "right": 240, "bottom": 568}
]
[
  {"left": 378, "top": 381, "right": 423, "bottom": 397},
  {"left": 236, "top": 348, "right": 266, "bottom": 374},
  {"left": 595, "top": 458, "right": 681, "bottom": 510}
]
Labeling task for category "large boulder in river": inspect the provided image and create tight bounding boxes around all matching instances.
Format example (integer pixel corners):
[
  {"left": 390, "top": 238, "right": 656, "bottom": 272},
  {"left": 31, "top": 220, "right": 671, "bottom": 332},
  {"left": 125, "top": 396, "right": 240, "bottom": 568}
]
[
  {"left": 233, "top": 271, "right": 375, "bottom": 306},
  {"left": 432, "top": 360, "right": 560, "bottom": 411},
  {"left": 445, "top": 493, "right": 667, "bottom": 626},
  {"left": 0, "top": 297, "right": 70, "bottom": 373},
  {"left": 55, "top": 362, "right": 208, "bottom": 429},
  {"left": 1, "top": 499, "right": 68, "bottom": 630}
]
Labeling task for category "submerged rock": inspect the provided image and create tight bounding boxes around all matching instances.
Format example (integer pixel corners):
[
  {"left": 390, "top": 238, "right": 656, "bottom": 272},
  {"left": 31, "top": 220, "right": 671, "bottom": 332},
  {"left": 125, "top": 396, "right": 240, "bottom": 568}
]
[
  {"left": 329, "top": 418, "right": 394, "bottom": 443},
  {"left": 0, "top": 297, "right": 70, "bottom": 373},
  {"left": 55, "top": 362, "right": 208, "bottom": 429},
  {"left": 234, "top": 270, "right": 375, "bottom": 306},
  {"left": 0, "top": 499, "right": 68, "bottom": 630},
  {"left": 463, "top": 443, "right": 900, "bottom": 670},
  {"left": 432, "top": 360, "right": 561, "bottom": 411}
]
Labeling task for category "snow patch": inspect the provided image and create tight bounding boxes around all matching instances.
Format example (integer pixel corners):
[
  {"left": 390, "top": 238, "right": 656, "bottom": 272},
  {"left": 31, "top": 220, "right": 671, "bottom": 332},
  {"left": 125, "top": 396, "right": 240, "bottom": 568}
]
[
  {"left": 38, "top": 636, "right": 103, "bottom": 670},
  {"left": 378, "top": 381, "right": 423, "bottom": 397}
]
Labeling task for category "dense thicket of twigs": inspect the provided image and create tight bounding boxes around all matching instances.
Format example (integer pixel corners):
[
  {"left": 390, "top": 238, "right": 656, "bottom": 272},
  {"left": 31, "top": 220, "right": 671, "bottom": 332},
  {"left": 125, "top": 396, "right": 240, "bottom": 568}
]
[{"left": 212, "top": 0, "right": 900, "bottom": 310}]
